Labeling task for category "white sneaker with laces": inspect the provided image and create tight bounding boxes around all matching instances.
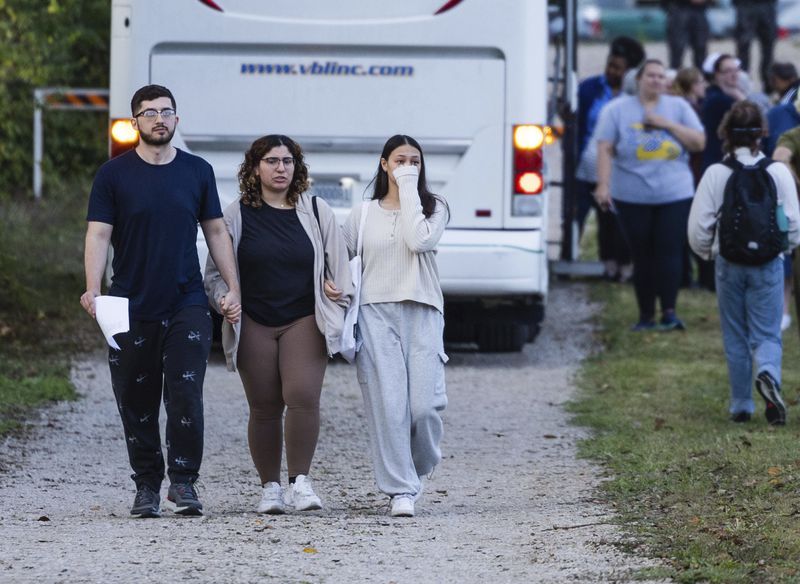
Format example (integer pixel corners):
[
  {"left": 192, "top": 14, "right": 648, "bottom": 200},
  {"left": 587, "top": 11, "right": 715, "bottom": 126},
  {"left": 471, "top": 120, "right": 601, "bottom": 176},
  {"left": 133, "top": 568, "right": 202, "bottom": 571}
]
[
  {"left": 390, "top": 495, "right": 415, "bottom": 517},
  {"left": 285, "top": 475, "right": 322, "bottom": 511},
  {"left": 257, "top": 482, "right": 286, "bottom": 514}
]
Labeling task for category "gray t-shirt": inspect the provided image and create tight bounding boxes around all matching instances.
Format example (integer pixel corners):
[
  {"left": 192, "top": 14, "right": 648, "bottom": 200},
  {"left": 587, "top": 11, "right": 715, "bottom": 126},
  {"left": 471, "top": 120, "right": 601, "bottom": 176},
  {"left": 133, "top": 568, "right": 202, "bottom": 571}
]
[{"left": 594, "top": 94, "right": 703, "bottom": 205}]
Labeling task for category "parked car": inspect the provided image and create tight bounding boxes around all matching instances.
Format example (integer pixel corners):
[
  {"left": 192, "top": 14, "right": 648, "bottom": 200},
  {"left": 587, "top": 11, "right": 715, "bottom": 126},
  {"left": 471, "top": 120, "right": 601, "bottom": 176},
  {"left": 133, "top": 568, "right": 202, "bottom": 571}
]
[
  {"left": 778, "top": 0, "right": 800, "bottom": 37},
  {"left": 578, "top": 0, "right": 665, "bottom": 42},
  {"left": 708, "top": 0, "right": 800, "bottom": 39}
]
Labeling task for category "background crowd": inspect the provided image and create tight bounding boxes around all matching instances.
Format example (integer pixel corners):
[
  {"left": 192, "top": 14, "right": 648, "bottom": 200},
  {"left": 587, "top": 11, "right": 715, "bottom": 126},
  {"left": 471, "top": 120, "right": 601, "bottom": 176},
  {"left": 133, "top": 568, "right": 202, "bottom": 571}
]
[{"left": 577, "top": 0, "right": 800, "bottom": 424}]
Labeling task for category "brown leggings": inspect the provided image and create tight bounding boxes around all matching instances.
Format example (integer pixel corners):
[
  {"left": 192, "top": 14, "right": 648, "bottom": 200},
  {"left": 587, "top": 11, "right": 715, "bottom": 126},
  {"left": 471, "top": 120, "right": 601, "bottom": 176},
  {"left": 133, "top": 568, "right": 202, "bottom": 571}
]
[{"left": 237, "top": 313, "right": 327, "bottom": 485}]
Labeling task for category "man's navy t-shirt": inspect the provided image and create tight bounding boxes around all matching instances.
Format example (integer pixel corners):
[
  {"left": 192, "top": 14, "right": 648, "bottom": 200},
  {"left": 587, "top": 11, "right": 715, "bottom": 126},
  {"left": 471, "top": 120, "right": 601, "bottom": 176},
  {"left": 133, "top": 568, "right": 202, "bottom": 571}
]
[{"left": 87, "top": 149, "right": 223, "bottom": 321}]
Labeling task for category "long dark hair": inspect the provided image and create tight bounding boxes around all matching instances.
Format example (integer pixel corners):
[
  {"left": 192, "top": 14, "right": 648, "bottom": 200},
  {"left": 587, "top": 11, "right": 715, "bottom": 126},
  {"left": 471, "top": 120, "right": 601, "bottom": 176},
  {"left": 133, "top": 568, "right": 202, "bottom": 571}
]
[
  {"left": 371, "top": 134, "right": 447, "bottom": 219},
  {"left": 238, "top": 134, "right": 310, "bottom": 207}
]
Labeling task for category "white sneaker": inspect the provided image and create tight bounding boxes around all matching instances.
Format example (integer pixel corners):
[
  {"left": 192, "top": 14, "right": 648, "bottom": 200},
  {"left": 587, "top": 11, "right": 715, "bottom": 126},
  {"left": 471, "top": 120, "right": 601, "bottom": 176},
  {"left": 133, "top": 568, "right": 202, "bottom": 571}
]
[
  {"left": 781, "top": 313, "right": 792, "bottom": 332},
  {"left": 257, "top": 482, "right": 286, "bottom": 514},
  {"left": 284, "top": 475, "right": 322, "bottom": 511},
  {"left": 390, "top": 495, "right": 415, "bottom": 517}
]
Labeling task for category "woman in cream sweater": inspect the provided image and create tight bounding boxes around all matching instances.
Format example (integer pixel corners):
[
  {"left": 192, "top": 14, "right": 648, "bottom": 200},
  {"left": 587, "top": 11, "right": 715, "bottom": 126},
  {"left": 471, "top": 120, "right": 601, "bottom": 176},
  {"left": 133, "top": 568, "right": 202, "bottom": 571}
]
[{"left": 343, "top": 135, "right": 449, "bottom": 518}]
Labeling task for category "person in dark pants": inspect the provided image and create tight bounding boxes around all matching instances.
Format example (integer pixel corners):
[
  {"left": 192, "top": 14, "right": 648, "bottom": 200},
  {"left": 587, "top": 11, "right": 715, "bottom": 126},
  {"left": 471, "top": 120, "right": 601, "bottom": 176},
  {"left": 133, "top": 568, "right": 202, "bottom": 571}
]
[
  {"left": 672, "top": 66, "right": 715, "bottom": 290},
  {"left": 662, "top": 0, "right": 710, "bottom": 71},
  {"left": 702, "top": 54, "right": 746, "bottom": 171},
  {"left": 80, "top": 84, "right": 241, "bottom": 518},
  {"left": 594, "top": 60, "right": 706, "bottom": 331},
  {"left": 733, "top": 0, "right": 778, "bottom": 93},
  {"left": 575, "top": 36, "right": 644, "bottom": 280}
]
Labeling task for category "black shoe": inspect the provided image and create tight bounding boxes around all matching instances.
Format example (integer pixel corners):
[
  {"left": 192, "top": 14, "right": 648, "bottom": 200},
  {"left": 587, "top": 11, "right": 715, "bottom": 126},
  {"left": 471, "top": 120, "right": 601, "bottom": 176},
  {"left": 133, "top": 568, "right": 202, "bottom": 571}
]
[
  {"left": 131, "top": 485, "right": 161, "bottom": 518},
  {"left": 730, "top": 411, "right": 752, "bottom": 423},
  {"left": 755, "top": 371, "right": 787, "bottom": 426},
  {"left": 167, "top": 482, "right": 203, "bottom": 516}
]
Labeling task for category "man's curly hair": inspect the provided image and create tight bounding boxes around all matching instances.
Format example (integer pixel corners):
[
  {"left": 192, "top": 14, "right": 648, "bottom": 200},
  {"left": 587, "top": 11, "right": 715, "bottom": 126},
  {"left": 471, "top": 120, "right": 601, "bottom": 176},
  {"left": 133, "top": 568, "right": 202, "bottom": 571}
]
[{"left": 238, "top": 135, "right": 310, "bottom": 207}]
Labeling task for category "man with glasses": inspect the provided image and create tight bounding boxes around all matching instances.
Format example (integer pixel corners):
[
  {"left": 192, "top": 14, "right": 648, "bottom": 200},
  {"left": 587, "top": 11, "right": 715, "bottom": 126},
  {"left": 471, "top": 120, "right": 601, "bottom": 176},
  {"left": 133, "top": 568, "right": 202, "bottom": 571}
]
[{"left": 80, "top": 84, "right": 241, "bottom": 518}]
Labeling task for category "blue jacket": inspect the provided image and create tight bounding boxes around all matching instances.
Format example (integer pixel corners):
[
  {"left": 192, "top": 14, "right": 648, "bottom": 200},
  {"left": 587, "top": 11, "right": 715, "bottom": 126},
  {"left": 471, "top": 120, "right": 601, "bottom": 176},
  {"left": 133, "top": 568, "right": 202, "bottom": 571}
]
[
  {"left": 765, "top": 103, "right": 800, "bottom": 156},
  {"left": 578, "top": 74, "right": 615, "bottom": 159}
]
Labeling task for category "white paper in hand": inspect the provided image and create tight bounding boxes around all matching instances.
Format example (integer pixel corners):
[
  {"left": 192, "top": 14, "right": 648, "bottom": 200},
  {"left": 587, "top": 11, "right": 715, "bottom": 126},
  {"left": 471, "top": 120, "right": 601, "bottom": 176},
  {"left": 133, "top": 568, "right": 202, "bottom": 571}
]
[{"left": 94, "top": 296, "right": 129, "bottom": 350}]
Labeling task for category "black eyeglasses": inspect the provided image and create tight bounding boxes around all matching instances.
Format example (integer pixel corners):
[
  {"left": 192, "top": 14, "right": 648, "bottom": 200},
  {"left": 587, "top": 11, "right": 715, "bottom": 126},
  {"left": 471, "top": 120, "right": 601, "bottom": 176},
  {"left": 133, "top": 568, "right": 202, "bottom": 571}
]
[{"left": 134, "top": 108, "right": 177, "bottom": 120}]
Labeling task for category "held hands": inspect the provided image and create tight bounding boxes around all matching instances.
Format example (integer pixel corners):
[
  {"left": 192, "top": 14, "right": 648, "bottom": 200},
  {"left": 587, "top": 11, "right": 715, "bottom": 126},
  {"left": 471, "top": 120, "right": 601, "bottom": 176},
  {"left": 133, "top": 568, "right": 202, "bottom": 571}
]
[
  {"left": 323, "top": 279, "right": 343, "bottom": 301},
  {"left": 80, "top": 290, "right": 100, "bottom": 319},
  {"left": 219, "top": 289, "right": 242, "bottom": 324}
]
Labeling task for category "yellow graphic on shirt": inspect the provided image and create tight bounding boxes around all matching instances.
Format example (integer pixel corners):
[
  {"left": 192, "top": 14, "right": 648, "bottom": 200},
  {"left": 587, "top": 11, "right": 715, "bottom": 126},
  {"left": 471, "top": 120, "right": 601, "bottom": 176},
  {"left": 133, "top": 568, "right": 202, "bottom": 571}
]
[{"left": 631, "top": 123, "right": 681, "bottom": 161}]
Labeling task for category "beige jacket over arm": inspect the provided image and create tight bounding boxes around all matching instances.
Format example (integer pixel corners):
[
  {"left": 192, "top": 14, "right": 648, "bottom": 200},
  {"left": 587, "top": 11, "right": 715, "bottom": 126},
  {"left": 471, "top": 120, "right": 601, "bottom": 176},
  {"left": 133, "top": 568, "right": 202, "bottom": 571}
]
[
  {"left": 688, "top": 147, "right": 800, "bottom": 260},
  {"left": 204, "top": 193, "right": 354, "bottom": 371}
]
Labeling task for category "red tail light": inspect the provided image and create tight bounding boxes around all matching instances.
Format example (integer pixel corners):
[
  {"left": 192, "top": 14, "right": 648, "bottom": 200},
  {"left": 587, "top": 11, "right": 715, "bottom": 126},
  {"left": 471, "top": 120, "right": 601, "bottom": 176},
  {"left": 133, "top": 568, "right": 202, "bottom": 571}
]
[{"left": 513, "top": 125, "right": 544, "bottom": 195}]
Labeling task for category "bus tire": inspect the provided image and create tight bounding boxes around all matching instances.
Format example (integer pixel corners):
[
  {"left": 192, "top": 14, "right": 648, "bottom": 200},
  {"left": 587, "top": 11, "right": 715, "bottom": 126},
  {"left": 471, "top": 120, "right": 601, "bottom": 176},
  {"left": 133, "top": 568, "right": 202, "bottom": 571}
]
[{"left": 476, "top": 321, "right": 528, "bottom": 352}]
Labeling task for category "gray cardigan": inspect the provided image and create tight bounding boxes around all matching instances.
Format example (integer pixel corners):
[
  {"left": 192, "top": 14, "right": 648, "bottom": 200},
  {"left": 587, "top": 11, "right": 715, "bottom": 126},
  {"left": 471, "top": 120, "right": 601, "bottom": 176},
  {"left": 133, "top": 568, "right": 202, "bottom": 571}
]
[{"left": 204, "top": 193, "right": 354, "bottom": 371}]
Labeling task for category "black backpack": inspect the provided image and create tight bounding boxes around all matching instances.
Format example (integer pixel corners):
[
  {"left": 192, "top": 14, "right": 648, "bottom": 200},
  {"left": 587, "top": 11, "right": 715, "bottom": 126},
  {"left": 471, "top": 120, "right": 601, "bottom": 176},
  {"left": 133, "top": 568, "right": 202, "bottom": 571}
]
[{"left": 717, "top": 157, "right": 785, "bottom": 266}]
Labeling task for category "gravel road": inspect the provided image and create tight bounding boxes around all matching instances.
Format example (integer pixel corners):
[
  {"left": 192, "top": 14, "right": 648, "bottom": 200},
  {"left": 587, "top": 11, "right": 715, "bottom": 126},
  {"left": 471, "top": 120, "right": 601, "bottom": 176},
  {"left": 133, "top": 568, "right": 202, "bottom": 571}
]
[{"left": 0, "top": 282, "right": 669, "bottom": 584}]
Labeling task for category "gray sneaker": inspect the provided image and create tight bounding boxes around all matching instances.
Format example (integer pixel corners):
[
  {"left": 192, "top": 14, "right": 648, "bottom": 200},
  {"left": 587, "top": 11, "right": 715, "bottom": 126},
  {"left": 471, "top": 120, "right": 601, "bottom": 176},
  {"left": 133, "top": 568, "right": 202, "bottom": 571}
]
[
  {"left": 167, "top": 482, "right": 203, "bottom": 516},
  {"left": 130, "top": 485, "right": 160, "bottom": 518},
  {"left": 756, "top": 371, "right": 787, "bottom": 426}
]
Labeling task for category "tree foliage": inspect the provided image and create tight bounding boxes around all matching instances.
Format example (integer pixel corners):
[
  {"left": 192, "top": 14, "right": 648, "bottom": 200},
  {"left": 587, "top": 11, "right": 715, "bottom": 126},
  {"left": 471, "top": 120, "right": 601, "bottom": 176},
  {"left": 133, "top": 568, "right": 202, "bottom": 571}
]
[{"left": 0, "top": 0, "right": 110, "bottom": 199}]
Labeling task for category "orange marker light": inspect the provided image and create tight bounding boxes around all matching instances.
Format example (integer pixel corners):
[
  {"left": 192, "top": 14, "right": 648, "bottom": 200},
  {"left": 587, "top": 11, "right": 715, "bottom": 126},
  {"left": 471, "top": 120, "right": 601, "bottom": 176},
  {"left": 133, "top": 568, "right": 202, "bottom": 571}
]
[{"left": 111, "top": 119, "right": 138, "bottom": 144}]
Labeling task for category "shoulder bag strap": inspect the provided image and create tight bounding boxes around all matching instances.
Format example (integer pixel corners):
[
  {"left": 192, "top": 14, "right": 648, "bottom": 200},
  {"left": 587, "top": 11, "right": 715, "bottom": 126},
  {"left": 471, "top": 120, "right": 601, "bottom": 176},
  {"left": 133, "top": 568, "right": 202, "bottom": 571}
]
[{"left": 356, "top": 201, "right": 369, "bottom": 256}]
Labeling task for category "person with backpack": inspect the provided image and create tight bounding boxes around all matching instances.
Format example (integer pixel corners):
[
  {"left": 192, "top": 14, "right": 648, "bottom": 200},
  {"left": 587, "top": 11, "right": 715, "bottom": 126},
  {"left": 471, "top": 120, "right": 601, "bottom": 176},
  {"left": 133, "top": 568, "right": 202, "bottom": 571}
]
[
  {"left": 204, "top": 134, "right": 353, "bottom": 514},
  {"left": 688, "top": 101, "right": 800, "bottom": 424}
]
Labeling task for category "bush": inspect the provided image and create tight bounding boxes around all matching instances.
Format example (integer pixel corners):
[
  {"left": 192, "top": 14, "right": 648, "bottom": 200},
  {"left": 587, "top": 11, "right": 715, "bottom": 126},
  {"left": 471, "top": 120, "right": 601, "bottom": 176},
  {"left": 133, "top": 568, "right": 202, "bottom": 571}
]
[{"left": 0, "top": 0, "right": 110, "bottom": 199}]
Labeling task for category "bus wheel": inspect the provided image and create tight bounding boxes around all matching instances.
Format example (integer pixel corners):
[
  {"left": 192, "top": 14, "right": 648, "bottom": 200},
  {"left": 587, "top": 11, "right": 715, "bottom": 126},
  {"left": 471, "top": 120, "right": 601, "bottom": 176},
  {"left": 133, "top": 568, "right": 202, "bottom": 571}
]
[{"left": 476, "top": 321, "right": 529, "bottom": 352}]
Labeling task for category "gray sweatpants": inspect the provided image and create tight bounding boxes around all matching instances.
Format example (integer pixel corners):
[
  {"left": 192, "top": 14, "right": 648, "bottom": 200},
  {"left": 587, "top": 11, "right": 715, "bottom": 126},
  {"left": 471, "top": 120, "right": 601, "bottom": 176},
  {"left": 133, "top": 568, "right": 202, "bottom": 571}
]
[{"left": 356, "top": 302, "right": 448, "bottom": 497}]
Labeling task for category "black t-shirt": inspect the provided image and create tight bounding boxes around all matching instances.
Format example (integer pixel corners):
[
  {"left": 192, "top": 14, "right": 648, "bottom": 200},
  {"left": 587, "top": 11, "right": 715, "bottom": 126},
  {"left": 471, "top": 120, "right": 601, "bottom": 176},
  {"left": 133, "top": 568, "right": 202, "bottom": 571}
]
[
  {"left": 86, "top": 149, "right": 222, "bottom": 320},
  {"left": 238, "top": 202, "right": 315, "bottom": 327}
]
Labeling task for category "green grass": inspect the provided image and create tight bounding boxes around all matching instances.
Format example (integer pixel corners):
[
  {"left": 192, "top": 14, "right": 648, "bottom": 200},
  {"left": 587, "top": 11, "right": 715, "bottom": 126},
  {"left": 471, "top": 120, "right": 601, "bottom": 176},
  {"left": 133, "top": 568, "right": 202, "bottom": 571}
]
[
  {"left": 573, "top": 282, "right": 800, "bottom": 583},
  {"left": 0, "top": 184, "right": 96, "bottom": 434}
]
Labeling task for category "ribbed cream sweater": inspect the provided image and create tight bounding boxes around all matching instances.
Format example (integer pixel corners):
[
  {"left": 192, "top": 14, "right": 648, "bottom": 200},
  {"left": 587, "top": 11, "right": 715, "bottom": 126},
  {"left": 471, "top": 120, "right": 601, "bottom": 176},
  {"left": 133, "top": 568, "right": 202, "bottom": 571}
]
[{"left": 343, "top": 166, "right": 447, "bottom": 313}]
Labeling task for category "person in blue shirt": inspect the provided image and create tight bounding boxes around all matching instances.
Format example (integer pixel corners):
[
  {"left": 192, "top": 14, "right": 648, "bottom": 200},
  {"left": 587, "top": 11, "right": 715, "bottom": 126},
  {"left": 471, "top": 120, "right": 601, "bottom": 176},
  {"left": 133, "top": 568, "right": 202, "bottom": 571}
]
[
  {"left": 576, "top": 36, "right": 644, "bottom": 280},
  {"left": 764, "top": 96, "right": 800, "bottom": 157},
  {"left": 80, "top": 85, "right": 241, "bottom": 518}
]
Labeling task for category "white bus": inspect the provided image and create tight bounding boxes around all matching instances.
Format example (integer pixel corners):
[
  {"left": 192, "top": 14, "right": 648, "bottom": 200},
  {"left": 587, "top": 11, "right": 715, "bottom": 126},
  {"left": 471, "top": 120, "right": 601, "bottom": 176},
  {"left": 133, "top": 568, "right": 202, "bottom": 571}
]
[{"left": 109, "top": 0, "right": 553, "bottom": 352}]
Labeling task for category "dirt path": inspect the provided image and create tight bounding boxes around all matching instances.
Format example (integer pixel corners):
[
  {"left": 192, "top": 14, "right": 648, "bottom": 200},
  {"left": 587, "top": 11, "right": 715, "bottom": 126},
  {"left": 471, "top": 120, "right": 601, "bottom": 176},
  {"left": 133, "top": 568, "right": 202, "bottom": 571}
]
[{"left": 0, "top": 282, "right": 668, "bottom": 583}]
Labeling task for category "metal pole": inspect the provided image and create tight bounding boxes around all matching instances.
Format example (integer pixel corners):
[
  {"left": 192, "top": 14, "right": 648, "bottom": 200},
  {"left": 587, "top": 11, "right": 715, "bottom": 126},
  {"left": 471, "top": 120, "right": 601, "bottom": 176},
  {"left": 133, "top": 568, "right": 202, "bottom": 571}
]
[
  {"left": 560, "top": 0, "right": 579, "bottom": 261},
  {"left": 33, "top": 89, "right": 44, "bottom": 199}
]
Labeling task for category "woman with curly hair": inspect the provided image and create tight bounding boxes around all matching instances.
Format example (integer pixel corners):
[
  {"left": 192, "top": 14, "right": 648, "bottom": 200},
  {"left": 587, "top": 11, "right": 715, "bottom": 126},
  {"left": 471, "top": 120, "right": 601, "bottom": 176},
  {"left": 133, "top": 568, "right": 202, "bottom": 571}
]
[{"left": 204, "top": 134, "right": 353, "bottom": 514}]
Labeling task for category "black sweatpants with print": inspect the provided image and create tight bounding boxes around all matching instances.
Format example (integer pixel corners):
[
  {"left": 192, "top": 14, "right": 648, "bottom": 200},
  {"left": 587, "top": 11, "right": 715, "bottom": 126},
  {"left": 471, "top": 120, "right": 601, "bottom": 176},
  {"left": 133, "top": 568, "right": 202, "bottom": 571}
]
[{"left": 108, "top": 305, "right": 212, "bottom": 491}]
